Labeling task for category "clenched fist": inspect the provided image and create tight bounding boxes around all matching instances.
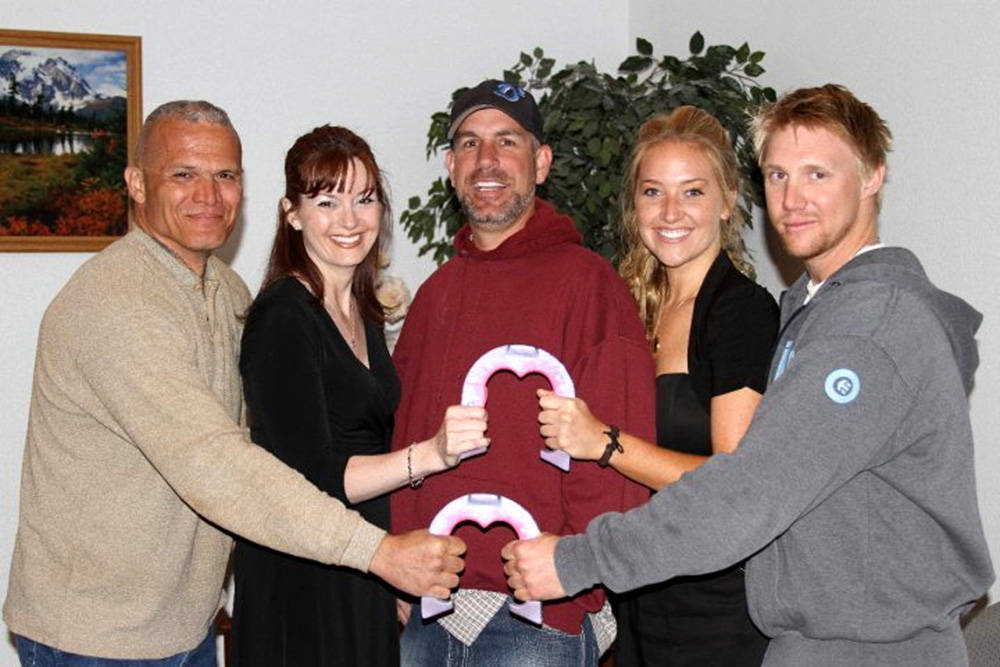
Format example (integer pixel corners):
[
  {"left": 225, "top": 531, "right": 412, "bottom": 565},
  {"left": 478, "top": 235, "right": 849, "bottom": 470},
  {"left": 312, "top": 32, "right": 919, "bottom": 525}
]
[
  {"left": 369, "top": 530, "right": 465, "bottom": 599},
  {"left": 501, "top": 533, "right": 566, "bottom": 602}
]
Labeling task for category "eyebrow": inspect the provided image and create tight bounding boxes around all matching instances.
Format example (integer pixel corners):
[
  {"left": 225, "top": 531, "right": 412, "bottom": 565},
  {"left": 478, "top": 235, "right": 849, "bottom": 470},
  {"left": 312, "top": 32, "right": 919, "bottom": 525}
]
[
  {"left": 312, "top": 185, "right": 375, "bottom": 197},
  {"left": 163, "top": 163, "right": 243, "bottom": 174},
  {"left": 640, "top": 176, "right": 709, "bottom": 186},
  {"left": 454, "top": 127, "right": 524, "bottom": 141},
  {"left": 762, "top": 162, "right": 830, "bottom": 173}
]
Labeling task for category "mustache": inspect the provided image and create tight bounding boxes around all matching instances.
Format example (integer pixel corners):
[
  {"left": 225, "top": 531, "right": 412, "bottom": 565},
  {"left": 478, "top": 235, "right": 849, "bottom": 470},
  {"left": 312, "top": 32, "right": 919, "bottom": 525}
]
[{"left": 467, "top": 167, "right": 510, "bottom": 183}]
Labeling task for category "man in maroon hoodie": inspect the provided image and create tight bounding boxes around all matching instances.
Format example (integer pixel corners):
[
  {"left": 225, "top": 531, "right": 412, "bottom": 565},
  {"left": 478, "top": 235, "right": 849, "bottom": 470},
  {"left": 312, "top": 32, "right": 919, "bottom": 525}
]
[{"left": 391, "top": 79, "right": 656, "bottom": 666}]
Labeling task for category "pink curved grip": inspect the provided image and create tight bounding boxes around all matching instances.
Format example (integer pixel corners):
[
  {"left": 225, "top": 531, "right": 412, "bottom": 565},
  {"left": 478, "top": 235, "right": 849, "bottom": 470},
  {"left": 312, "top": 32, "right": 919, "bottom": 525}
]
[
  {"left": 459, "top": 344, "right": 575, "bottom": 471},
  {"left": 421, "top": 494, "right": 543, "bottom": 625}
]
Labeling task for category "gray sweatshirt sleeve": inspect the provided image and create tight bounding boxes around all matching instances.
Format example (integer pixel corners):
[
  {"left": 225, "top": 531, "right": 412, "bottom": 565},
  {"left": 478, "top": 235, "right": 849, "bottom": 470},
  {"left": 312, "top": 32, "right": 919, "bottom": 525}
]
[{"left": 554, "top": 332, "right": 913, "bottom": 595}]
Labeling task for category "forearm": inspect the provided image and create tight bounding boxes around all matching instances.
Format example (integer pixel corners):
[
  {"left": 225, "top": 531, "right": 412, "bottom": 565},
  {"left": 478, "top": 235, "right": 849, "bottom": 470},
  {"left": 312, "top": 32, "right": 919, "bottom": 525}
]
[
  {"left": 609, "top": 390, "right": 763, "bottom": 488},
  {"left": 165, "top": 427, "right": 387, "bottom": 570},
  {"left": 546, "top": 405, "right": 706, "bottom": 490},
  {"left": 344, "top": 439, "right": 447, "bottom": 503},
  {"left": 607, "top": 430, "right": 708, "bottom": 490},
  {"left": 554, "top": 533, "right": 600, "bottom": 597},
  {"left": 553, "top": 462, "right": 758, "bottom": 597}
]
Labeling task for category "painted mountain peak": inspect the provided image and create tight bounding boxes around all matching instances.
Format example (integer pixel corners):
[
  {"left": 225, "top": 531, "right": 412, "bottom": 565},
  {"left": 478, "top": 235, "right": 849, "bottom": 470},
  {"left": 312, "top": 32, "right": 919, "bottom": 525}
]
[{"left": 1, "top": 48, "right": 124, "bottom": 120}]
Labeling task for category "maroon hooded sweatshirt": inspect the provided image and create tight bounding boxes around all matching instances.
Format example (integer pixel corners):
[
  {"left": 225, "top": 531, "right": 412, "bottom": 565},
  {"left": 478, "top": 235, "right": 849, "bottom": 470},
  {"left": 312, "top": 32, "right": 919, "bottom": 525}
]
[{"left": 391, "top": 198, "right": 655, "bottom": 635}]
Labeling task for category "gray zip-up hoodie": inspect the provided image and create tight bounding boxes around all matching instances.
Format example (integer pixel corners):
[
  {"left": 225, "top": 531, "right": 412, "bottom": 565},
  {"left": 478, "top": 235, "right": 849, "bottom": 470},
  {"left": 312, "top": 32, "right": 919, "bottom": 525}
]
[{"left": 555, "top": 247, "right": 994, "bottom": 666}]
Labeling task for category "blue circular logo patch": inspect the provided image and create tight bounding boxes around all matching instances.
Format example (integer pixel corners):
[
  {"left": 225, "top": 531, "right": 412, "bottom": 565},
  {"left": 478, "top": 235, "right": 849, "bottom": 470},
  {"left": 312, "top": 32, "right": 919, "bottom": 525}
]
[{"left": 825, "top": 368, "right": 860, "bottom": 404}]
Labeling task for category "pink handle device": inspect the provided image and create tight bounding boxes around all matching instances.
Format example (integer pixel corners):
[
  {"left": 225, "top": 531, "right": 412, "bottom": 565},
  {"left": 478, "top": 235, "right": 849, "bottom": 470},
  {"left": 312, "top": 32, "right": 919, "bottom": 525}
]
[
  {"left": 421, "top": 493, "right": 543, "bottom": 625},
  {"left": 459, "top": 344, "right": 574, "bottom": 471}
]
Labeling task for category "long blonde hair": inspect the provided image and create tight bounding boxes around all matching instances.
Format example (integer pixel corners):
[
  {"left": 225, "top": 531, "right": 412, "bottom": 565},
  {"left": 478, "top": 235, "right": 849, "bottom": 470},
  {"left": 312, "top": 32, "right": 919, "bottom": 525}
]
[{"left": 618, "top": 106, "right": 751, "bottom": 343}]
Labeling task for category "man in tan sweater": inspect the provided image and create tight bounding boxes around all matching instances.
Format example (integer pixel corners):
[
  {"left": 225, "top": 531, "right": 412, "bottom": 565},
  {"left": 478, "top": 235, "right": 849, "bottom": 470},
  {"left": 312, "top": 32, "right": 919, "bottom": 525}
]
[{"left": 3, "top": 100, "right": 464, "bottom": 665}]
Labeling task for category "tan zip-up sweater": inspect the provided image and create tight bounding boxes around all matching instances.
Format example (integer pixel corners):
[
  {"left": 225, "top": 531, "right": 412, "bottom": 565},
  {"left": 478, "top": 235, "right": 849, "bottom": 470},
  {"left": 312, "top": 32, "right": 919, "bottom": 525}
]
[{"left": 3, "top": 229, "right": 385, "bottom": 659}]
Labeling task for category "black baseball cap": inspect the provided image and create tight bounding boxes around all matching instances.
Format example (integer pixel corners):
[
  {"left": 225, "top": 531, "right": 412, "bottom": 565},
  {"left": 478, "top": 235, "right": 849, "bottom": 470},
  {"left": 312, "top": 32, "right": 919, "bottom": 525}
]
[{"left": 447, "top": 79, "right": 544, "bottom": 144}]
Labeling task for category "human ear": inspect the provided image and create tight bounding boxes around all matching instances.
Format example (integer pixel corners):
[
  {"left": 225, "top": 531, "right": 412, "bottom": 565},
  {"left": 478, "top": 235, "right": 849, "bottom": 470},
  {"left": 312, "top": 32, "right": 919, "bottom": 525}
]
[
  {"left": 281, "top": 197, "right": 301, "bottom": 231},
  {"left": 125, "top": 165, "right": 146, "bottom": 204},
  {"left": 861, "top": 163, "right": 886, "bottom": 200},
  {"left": 534, "top": 145, "right": 553, "bottom": 185},
  {"left": 445, "top": 150, "right": 456, "bottom": 183}
]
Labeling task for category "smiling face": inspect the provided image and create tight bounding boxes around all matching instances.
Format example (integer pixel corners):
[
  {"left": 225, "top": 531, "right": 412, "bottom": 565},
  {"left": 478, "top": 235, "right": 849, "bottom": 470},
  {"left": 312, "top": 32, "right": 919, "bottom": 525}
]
[
  {"left": 284, "top": 158, "right": 380, "bottom": 283},
  {"left": 635, "top": 140, "right": 732, "bottom": 278},
  {"left": 446, "top": 108, "right": 552, "bottom": 250},
  {"left": 762, "top": 124, "right": 884, "bottom": 282},
  {"left": 125, "top": 119, "right": 243, "bottom": 276}
]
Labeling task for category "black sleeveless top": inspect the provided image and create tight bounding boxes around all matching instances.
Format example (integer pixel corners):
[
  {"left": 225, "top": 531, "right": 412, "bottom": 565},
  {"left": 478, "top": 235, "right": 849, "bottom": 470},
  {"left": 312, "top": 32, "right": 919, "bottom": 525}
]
[
  {"left": 615, "top": 253, "right": 778, "bottom": 667},
  {"left": 656, "top": 372, "right": 710, "bottom": 454}
]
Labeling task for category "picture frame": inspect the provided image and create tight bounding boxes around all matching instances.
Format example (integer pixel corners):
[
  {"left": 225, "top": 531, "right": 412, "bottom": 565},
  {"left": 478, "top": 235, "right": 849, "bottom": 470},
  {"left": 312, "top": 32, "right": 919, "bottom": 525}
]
[{"left": 0, "top": 28, "right": 141, "bottom": 251}]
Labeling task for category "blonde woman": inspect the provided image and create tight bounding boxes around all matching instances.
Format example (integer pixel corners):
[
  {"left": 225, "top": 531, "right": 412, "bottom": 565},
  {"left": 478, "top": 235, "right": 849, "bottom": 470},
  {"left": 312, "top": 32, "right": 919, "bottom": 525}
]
[{"left": 538, "top": 107, "right": 778, "bottom": 666}]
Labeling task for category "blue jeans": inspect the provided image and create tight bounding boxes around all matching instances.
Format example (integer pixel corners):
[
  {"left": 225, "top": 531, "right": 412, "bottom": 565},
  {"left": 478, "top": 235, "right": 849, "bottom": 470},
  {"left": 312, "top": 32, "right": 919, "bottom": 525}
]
[
  {"left": 401, "top": 603, "right": 598, "bottom": 667},
  {"left": 16, "top": 628, "right": 216, "bottom": 667}
]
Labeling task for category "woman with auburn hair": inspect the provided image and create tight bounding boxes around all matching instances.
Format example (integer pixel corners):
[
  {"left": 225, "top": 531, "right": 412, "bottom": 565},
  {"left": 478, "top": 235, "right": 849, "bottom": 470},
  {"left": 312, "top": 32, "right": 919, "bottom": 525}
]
[
  {"left": 231, "top": 126, "right": 488, "bottom": 667},
  {"left": 537, "top": 106, "right": 778, "bottom": 666}
]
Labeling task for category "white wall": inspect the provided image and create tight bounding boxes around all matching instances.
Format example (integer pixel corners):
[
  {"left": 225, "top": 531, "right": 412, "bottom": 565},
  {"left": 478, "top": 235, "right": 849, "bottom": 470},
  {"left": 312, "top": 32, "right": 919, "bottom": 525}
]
[
  {"left": 1, "top": 0, "right": 998, "bottom": 662},
  {"left": 629, "top": 0, "right": 1000, "bottom": 601}
]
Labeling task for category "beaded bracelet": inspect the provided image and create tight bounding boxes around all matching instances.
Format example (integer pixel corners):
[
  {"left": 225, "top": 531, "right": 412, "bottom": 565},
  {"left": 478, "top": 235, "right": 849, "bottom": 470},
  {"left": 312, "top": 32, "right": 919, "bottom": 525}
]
[{"left": 407, "top": 443, "right": 424, "bottom": 489}]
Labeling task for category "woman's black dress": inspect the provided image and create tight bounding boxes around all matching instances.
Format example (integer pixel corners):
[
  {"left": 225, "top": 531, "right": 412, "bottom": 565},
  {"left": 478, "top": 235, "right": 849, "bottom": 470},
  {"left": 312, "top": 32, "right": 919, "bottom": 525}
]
[
  {"left": 614, "top": 253, "right": 778, "bottom": 667},
  {"left": 231, "top": 277, "right": 401, "bottom": 667}
]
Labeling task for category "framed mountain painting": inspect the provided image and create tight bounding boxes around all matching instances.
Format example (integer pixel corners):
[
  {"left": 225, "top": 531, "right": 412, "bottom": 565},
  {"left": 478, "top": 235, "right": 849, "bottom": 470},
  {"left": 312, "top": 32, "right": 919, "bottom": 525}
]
[{"left": 0, "top": 29, "right": 141, "bottom": 251}]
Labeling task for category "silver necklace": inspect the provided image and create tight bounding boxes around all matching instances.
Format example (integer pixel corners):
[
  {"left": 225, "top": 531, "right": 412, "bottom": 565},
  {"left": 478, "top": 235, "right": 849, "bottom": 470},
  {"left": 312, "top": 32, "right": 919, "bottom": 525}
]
[{"left": 326, "top": 297, "right": 359, "bottom": 350}]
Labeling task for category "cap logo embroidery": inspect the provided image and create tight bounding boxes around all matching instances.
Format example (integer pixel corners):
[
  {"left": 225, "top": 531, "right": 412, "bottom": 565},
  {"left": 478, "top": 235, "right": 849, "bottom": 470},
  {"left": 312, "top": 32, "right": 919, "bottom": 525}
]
[
  {"left": 825, "top": 368, "right": 860, "bottom": 404},
  {"left": 493, "top": 82, "right": 527, "bottom": 103}
]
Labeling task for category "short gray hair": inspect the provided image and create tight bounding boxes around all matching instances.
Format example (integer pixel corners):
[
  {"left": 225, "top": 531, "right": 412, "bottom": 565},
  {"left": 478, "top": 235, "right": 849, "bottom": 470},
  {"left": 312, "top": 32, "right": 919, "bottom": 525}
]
[{"left": 134, "top": 100, "right": 238, "bottom": 165}]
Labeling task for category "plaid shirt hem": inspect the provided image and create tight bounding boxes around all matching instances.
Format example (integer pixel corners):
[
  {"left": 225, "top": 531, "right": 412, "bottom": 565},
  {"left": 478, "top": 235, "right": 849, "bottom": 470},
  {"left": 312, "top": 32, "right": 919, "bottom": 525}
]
[{"left": 435, "top": 589, "right": 616, "bottom": 655}]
